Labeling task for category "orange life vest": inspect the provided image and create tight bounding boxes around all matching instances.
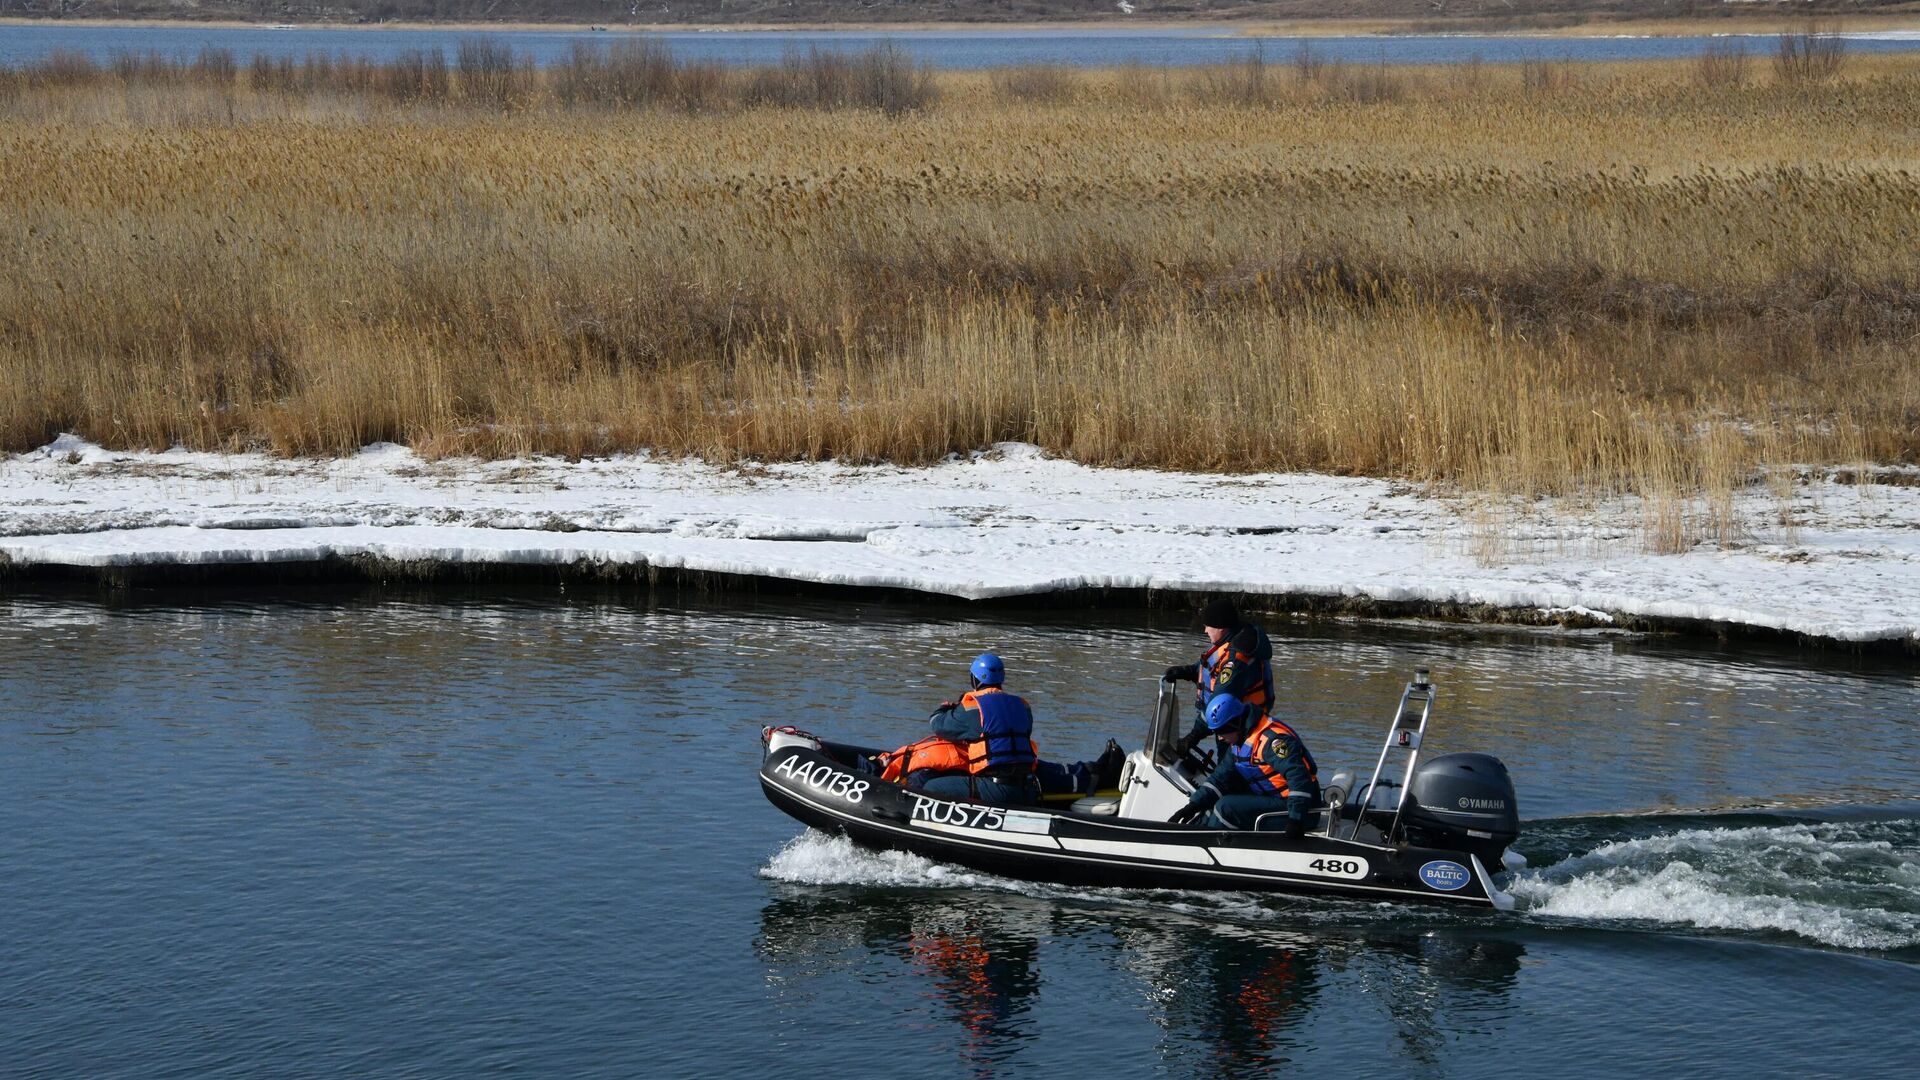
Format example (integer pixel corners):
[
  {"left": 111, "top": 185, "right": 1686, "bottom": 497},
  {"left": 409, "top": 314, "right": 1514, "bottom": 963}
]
[
  {"left": 878, "top": 689, "right": 1040, "bottom": 783},
  {"left": 1230, "top": 715, "right": 1319, "bottom": 798},
  {"left": 879, "top": 734, "right": 971, "bottom": 783},
  {"left": 959, "top": 688, "right": 1039, "bottom": 777},
  {"left": 1197, "top": 636, "right": 1273, "bottom": 712}
]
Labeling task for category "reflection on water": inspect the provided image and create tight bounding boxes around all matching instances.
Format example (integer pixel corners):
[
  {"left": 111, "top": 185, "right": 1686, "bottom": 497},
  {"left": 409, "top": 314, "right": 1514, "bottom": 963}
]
[
  {"left": 759, "top": 890, "right": 1045, "bottom": 1069},
  {"left": 756, "top": 883, "right": 1531, "bottom": 1077},
  {"left": 3, "top": 590, "right": 1917, "bottom": 1078},
  {"left": 1115, "top": 918, "right": 1325, "bottom": 1075}
]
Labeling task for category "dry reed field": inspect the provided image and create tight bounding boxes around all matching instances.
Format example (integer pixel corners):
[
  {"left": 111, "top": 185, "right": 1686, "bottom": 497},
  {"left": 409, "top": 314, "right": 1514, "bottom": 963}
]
[{"left": 1, "top": 40, "right": 1916, "bottom": 546}]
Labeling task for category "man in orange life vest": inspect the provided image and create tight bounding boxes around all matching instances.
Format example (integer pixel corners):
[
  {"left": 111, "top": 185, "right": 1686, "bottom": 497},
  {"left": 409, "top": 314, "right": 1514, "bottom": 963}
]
[
  {"left": 874, "top": 654, "right": 1122, "bottom": 806},
  {"left": 1168, "top": 694, "right": 1321, "bottom": 836},
  {"left": 1162, "top": 598, "right": 1276, "bottom": 758}
]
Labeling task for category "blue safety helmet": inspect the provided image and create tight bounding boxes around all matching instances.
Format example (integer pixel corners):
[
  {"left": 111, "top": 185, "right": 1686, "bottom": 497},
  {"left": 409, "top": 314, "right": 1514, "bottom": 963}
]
[
  {"left": 1203, "top": 694, "right": 1250, "bottom": 732},
  {"left": 969, "top": 653, "right": 1006, "bottom": 689}
]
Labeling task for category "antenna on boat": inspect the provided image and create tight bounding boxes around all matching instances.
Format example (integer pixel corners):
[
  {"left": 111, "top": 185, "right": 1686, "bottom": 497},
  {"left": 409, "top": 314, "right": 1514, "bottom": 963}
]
[{"left": 1348, "top": 667, "right": 1436, "bottom": 842}]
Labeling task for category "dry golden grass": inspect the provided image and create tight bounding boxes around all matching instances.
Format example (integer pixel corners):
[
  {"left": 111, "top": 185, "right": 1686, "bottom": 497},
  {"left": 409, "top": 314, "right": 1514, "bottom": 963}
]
[{"left": 2, "top": 46, "right": 1918, "bottom": 547}]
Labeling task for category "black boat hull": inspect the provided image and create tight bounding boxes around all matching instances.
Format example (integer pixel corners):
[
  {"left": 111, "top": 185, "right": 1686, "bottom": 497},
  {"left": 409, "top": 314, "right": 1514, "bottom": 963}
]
[{"left": 761, "top": 742, "right": 1509, "bottom": 908}]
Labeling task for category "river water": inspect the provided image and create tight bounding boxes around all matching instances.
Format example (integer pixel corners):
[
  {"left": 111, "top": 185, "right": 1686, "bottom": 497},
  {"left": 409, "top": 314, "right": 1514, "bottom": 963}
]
[
  {"left": 3, "top": 592, "right": 1917, "bottom": 1077},
  {"left": 6, "top": 25, "right": 1920, "bottom": 69}
]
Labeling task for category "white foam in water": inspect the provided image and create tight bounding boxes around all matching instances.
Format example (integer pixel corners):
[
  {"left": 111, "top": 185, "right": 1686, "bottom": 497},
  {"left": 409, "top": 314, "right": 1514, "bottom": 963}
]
[
  {"left": 761, "top": 830, "right": 994, "bottom": 889},
  {"left": 1510, "top": 822, "right": 1920, "bottom": 951},
  {"left": 766, "top": 823, "right": 1920, "bottom": 950}
]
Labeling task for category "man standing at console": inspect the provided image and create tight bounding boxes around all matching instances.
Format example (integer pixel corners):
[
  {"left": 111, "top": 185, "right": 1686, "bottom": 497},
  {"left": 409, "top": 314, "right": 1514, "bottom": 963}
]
[{"left": 1161, "top": 598, "right": 1275, "bottom": 757}]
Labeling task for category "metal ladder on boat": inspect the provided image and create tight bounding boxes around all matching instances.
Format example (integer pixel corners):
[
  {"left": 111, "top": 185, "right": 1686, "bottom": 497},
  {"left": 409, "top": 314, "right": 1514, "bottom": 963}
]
[{"left": 1344, "top": 667, "right": 1435, "bottom": 843}]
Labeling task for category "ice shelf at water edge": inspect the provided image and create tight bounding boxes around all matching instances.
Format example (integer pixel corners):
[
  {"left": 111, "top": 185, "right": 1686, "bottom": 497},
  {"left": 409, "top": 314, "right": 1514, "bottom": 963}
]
[{"left": 2, "top": 435, "right": 1916, "bottom": 649}]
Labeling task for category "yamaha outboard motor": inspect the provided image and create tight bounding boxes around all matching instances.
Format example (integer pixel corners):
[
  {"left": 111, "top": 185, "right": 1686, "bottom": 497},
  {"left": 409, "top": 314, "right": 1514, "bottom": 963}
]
[{"left": 1400, "top": 753, "right": 1519, "bottom": 866}]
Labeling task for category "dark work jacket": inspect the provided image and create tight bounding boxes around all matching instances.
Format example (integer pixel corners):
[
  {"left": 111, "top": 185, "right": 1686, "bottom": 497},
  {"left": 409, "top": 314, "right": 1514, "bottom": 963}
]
[
  {"left": 1173, "top": 622, "right": 1276, "bottom": 747},
  {"left": 1182, "top": 719, "right": 1320, "bottom": 820}
]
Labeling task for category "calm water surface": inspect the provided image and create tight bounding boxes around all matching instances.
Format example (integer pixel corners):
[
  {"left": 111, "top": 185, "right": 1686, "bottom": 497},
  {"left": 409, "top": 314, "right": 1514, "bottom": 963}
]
[
  {"left": 7, "top": 25, "right": 1920, "bottom": 69},
  {"left": 3, "top": 594, "right": 1917, "bottom": 1078}
]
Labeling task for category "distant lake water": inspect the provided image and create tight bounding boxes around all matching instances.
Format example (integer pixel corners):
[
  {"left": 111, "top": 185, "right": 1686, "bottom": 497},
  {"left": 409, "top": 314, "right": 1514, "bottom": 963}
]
[{"left": 6, "top": 24, "right": 1920, "bottom": 69}]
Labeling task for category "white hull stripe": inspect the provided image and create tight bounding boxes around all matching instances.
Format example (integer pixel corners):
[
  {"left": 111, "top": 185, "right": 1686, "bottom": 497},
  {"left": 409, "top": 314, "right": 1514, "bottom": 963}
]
[
  {"left": 1056, "top": 836, "right": 1218, "bottom": 865},
  {"left": 1209, "top": 848, "right": 1371, "bottom": 880},
  {"left": 916, "top": 821, "right": 1062, "bottom": 849}
]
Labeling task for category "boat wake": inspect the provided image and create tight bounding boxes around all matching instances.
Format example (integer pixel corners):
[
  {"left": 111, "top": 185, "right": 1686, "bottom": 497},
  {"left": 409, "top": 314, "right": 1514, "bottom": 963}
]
[
  {"left": 763, "top": 830, "right": 995, "bottom": 890},
  {"left": 763, "top": 812, "right": 1920, "bottom": 955},
  {"left": 1508, "top": 815, "right": 1920, "bottom": 953}
]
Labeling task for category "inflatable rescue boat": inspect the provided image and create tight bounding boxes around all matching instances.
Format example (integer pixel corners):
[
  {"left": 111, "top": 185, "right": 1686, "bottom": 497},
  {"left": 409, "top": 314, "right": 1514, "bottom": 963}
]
[{"left": 760, "top": 669, "right": 1521, "bottom": 908}]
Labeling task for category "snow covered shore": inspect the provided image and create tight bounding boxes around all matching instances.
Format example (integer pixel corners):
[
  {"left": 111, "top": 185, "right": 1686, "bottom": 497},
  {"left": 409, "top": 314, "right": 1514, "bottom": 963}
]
[{"left": 3, "top": 436, "right": 1916, "bottom": 649}]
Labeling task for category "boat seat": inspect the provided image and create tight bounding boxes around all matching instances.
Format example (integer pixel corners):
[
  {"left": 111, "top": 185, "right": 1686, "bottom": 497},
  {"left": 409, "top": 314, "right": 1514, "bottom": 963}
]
[{"left": 1071, "top": 795, "right": 1121, "bottom": 816}]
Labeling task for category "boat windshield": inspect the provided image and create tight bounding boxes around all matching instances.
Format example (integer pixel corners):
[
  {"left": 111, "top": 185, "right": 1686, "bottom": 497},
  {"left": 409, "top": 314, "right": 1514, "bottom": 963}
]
[{"left": 1146, "top": 680, "right": 1185, "bottom": 763}]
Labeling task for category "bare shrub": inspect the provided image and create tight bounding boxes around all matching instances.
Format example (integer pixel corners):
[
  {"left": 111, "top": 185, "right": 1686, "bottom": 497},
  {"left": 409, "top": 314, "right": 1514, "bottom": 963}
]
[
  {"left": 293, "top": 51, "right": 377, "bottom": 96},
  {"left": 555, "top": 39, "right": 674, "bottom": 108},
  {"left": 299, "top": 50, "right": 333, "bottom": 93},
  {"left": 563, "top": 38, "right": 730, "bottom": 111},
  {"left": 1196, "top": 49, "right": 1276, "bottom": 106},
  {"left": 1694, "top": 40, "right": 1749, "bottom": 89},
  {"left": 1109, "top": 60, "right": 1173, "bottom": 108},
  {"left": 1327, "top": 62, "right": 1406, "bottom": 105},
  {"left": 384, "top": 49, "right": 450, "bottom": 105},
  {"left": 740, "top": 49, "right": 832, "bottom": 108},
  {"left": 744, "top": 44, "right": 935, "bottom": 114},
  {"left": 191, "top": 47, "right": 238, "bottom": 88},
  {"left": 1775, "top": 24, "right": 1847, "bottom": 85},
  {"left": 668, "top": 60, "right": 730, "bottom": 113},
  {"left": 248, "top": 53, "right": 296, "bottom": 93},
  {"left": 1292, "top": 41, "right": 1327, "bottom": 84},
  {"left": 456, "top": 38, "right": 534, "bottom": 110},
  {"left": 30, "top": 50, "right": 100, "bottom": 88},
  {"left": 1456, "top": 54, "right": 1489, "bottom": 96},
  {"left": 1520, "top": 59, "right": 1576, "bottom": 96},
  {"left": 853, "top": 42, "right": 938, "bottom": 115},
  {"left": 111, "top": 51, "right": 179, "bottom": 86}
]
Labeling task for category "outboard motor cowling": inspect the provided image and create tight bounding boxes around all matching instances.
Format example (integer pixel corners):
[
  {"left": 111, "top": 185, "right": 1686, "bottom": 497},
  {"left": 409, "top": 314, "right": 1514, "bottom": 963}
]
[{"left": 1401, "top": 753, "right": 1519, "bottom": 866}]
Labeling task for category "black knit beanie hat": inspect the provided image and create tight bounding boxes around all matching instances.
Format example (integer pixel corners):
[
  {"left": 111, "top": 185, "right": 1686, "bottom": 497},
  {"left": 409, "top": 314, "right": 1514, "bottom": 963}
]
[{"left": 1199, "top": 598, "right": 1241, "bottom": 630}]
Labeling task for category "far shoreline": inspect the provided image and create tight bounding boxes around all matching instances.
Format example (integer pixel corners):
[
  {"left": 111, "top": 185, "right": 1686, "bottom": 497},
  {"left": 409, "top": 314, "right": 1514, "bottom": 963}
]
[{"left": 5, "top": 14, "right": 1920, "bottom": 39}]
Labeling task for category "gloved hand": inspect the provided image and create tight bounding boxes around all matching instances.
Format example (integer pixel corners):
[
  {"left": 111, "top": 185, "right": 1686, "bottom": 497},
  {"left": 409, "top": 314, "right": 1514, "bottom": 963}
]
[
  {"left": 1283, "top": 796, "right": 1312, "bottom": 840},
  {"left": 1173, "top": 730, "right": 1200, "bottom": 757},
  {"left": 1163, "top": 665, "right": 1195, "bottom": 683},
  {"left": 1168, "top": 802, "right": 1206, "bottom": 825},
  {"left": 938, "top": 701, "right": 958, "bottom": 711}
]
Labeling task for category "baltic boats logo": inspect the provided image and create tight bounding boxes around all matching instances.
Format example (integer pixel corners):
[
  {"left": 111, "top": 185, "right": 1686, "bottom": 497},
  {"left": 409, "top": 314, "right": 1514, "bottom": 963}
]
[{"left": 1419, "top": 860, "right": 1471, "bottom": 891}]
